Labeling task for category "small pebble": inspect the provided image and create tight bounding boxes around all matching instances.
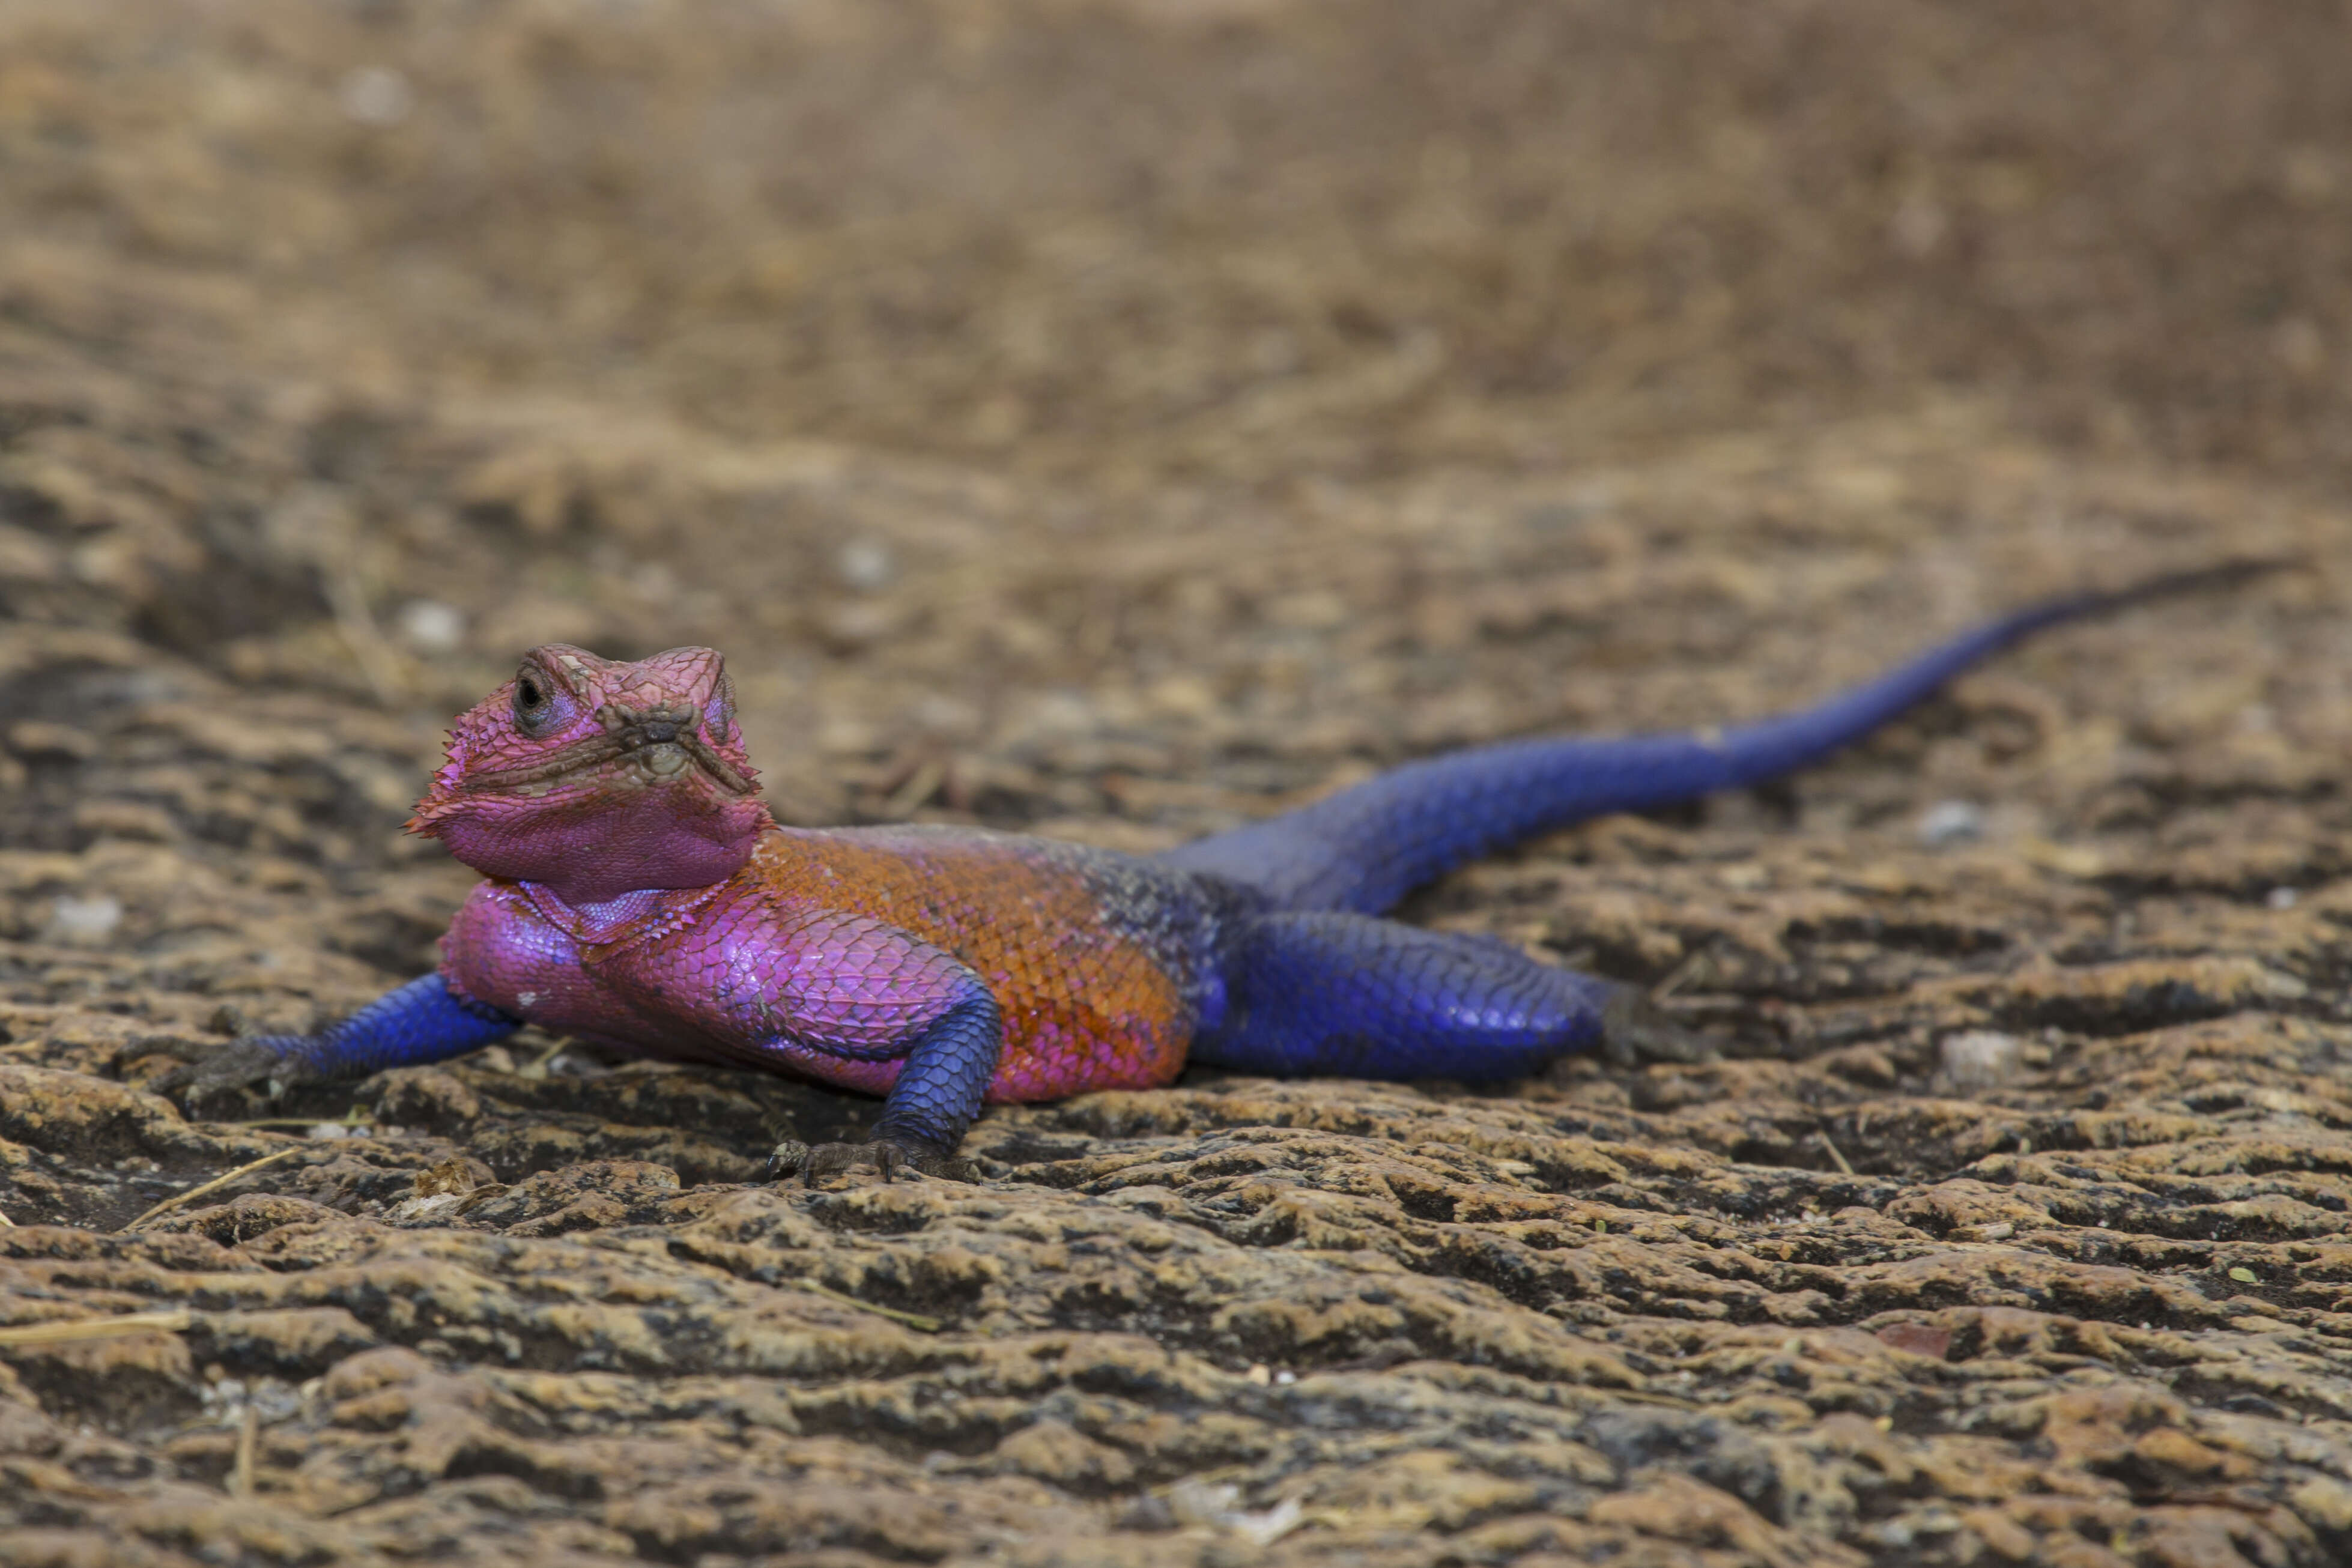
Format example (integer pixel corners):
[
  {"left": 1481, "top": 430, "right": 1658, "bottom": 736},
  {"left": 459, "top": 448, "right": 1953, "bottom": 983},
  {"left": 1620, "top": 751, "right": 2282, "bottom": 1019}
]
[
  {"left": 1166, "top": 1480, "right": 1238, "bottom": 1527},
  {"left": 396, "top": 599, "right": 466, "bottom": 653},
  {"left": 2267, "top": 886, "right": 2300, "bottom": 910},
  {"left": 835, "top": 537, "right": 896, "bottom": 592},
  {"left": 338, "top": 65, "right": 414, "bottom": 127},
  {"left": 1117, "top": 1495, "right": 1177, "bottom": 1533},
  {"left": 1917, "top": 799, "right": 1985, "bottom": 847},
  {"left": 546, "top": 1050, "right": 611, "bottom": 1079},
  {"left": 1938, "top": 1030, "right": 2022, "bottom": 1091},
  {"left": 42, "top": 895, "right": 123, "bottom": 946}
]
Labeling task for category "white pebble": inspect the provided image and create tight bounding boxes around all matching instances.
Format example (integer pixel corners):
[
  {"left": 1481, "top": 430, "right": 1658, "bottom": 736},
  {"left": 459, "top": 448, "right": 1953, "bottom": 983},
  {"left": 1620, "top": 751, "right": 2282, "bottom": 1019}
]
[
  {"left": 1917, "top": 799, "right": 1985, "bottom": 847},
  {"left": 1938, "top": 1030, "right": 2022, "bottom": 1091},
  {"left": 2267, "top": 886, "right": 2300, "bottom": 910},
  {"left": 43, "top": 895, "right": 123, "bottom": 946},
  {"left": 834, "top": 537, "right": 896, "bottom": 592},
  {"left": 396, "top": 599, "right": 466, "bottom": 653},
  {"left": 1166, "top": 1480, "right": 1240, "bottom": 1527},
  {"left": 338, "top": 66, "right": 414, "bottom": 127}
]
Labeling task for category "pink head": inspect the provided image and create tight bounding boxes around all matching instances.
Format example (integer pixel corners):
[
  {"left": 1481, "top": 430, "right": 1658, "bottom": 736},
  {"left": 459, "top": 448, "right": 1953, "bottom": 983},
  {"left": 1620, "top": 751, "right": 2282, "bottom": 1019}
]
[{"left": 409, "top": 644, "right": 772, "bottom": 906}]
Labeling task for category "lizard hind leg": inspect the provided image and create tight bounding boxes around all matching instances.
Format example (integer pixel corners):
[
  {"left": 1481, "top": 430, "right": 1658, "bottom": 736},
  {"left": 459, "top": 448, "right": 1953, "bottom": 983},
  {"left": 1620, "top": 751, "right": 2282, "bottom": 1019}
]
[{"left": 1193, "top": 912, "right": 1629, "bottom": 1082}]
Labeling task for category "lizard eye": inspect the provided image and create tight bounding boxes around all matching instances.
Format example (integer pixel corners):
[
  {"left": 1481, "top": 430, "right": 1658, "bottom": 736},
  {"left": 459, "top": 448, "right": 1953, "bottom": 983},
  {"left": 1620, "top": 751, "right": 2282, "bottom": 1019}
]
[{"left": 512, "top": 668, "right": 560, "bottom": 737}]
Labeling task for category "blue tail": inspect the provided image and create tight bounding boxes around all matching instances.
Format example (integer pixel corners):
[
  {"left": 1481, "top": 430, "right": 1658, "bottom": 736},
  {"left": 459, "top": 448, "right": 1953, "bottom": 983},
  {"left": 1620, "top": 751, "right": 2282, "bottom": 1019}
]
[{"left": 1162, "top": 562, "right": 2282, "bottom": 914}]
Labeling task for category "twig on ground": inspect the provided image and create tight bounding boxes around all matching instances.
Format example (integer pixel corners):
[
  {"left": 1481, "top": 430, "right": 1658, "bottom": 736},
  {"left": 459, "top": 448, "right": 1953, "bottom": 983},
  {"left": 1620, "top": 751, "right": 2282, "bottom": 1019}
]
[
  {"left": 325, "top": 564, "right": 405, "bottom": 706},
  {"left": 120, "top": 1146, "right": 308, "bottom": 1233},
  {"left": 231, "top": 1404, "right": 259, "bottom": 1498},
  {"left": 794, "top": 1278, "right": 942, "bottom": 1333},
  {"left": 521, "top": 1037, "right": 571, "bottom": 1078}
]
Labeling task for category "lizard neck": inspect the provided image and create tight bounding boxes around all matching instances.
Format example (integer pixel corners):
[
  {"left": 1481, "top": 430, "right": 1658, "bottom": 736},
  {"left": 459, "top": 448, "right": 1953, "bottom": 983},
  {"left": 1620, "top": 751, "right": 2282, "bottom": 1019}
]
[{"left": 517, "top": 877, "right": 728, "bottom": 957}]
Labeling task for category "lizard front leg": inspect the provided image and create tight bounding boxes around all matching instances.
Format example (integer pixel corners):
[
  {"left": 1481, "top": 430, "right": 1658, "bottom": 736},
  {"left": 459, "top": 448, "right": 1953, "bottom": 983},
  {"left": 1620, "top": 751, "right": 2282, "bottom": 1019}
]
[
  {"left": 157, "top": 974, "right": 521, "bottom": 1100},
  {"left": 664, "top": 907, "right": 1005, "bottom": 1183},
  {"left": 766, "top": 982, "right": 1002, "bottom": 1182}
]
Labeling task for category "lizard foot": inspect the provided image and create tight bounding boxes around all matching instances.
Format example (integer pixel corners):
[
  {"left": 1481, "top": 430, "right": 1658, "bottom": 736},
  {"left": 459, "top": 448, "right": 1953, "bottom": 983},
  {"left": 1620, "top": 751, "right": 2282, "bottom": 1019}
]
[
  {"left": 767, "top": 1137, "right": 977, "bottom": 1185},
  {"left": 1600, "top": 991, "right": 1720, "bottom": 1068},
  {"left": 151, "top": 1037, "right": 311, "bottom": 1101}
]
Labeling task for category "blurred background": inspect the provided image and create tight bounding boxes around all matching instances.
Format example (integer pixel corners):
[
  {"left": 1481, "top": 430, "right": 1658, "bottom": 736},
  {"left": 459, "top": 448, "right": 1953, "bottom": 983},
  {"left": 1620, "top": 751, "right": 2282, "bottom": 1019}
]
[{"left": 1, "top": 0, "right": 2345, "bottom": 855}]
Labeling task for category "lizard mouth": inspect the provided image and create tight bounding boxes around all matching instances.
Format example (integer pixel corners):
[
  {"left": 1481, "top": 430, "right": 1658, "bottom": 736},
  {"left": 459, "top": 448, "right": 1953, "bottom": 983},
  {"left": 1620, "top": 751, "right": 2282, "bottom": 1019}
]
[{"left": 461, "top": 707, "right": 757, "bottom": 798}]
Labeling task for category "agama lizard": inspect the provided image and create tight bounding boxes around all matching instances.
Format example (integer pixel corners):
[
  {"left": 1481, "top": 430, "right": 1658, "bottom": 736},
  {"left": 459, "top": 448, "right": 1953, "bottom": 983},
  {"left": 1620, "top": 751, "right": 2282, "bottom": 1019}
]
[{"left": 168, "top": 563, "right": 2277, "bottom": 1178}]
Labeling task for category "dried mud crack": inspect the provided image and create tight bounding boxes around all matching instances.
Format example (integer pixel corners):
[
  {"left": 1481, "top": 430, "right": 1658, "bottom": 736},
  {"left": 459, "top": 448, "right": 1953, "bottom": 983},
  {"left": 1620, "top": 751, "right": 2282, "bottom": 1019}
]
[{"left": 7, "top": 2, "right": 2352, "bottom": 1566}]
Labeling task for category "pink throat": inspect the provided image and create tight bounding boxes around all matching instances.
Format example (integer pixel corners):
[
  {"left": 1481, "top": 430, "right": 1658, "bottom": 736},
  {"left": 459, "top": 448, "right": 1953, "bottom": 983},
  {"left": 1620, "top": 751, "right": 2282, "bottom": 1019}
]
[{"left": 432, "top": 790, "right": 771, "bottom": 906}]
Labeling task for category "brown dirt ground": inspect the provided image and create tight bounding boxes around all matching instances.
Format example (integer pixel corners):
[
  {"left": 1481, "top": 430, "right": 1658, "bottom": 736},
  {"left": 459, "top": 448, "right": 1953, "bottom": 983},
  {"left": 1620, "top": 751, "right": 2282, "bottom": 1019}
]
[{"left": 5, "top": 3, "right": 2352, "bottom": 1564}]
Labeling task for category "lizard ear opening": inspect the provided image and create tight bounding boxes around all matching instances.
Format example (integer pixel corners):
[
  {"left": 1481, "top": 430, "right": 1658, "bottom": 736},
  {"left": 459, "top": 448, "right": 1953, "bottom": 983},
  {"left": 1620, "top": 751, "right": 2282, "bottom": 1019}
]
[{"left": 703, "top": 670, "right": 738, "bottom": 745}]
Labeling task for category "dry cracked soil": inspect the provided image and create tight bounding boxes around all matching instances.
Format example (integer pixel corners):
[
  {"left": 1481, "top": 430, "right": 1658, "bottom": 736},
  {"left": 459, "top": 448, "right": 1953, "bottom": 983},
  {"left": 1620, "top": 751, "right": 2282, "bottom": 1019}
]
[{"left": 5, "top": 4, "right": 2352, "bottom": 1566}]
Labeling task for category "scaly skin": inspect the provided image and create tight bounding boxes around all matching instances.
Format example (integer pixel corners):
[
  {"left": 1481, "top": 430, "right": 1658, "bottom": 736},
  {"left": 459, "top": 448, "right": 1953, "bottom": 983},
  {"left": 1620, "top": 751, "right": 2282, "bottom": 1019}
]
[
  {"left": 164, "top": 564, "right": 2282, "bottom": 1179},
  {"left": 439, "top": 827, "right": 1230, "bottom": 1108}
]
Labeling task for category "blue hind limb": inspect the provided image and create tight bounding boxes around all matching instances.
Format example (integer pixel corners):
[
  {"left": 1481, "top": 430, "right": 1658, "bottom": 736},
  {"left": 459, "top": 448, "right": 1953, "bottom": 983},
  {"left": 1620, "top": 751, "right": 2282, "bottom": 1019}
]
[
  {"left": 1163, "top": 566, "right": 2274, "bottom": 915},
  {"left": 1192, "top": 912, "right": 1613, "bottom": 1080}
]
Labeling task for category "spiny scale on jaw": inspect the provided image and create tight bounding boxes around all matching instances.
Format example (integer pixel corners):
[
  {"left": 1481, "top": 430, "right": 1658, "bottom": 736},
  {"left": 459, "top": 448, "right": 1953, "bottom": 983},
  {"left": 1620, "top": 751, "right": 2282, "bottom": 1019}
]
[{"left": 455, "top": 733, "right": 631, "bottom": 793}]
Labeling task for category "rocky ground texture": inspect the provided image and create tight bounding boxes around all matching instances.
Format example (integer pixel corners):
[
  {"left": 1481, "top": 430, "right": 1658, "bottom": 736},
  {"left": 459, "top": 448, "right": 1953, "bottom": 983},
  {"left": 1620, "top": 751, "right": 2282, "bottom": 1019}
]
[{"left": 5, "top": 4, "right": 2352, "bottom": 1565}]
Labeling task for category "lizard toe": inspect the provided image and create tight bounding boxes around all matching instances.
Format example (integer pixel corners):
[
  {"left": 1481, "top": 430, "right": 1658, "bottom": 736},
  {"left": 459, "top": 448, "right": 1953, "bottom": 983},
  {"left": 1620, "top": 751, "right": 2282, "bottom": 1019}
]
[{"left": 1600, "top": 991, "right": 1721, "bottom": 1068}]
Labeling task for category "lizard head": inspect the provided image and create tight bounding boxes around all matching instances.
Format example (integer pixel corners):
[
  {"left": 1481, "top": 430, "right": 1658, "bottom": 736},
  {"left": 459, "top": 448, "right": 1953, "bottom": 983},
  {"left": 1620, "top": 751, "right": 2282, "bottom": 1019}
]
[{"left": 408, "top": 644, "right": 773, "bottom": 904}]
